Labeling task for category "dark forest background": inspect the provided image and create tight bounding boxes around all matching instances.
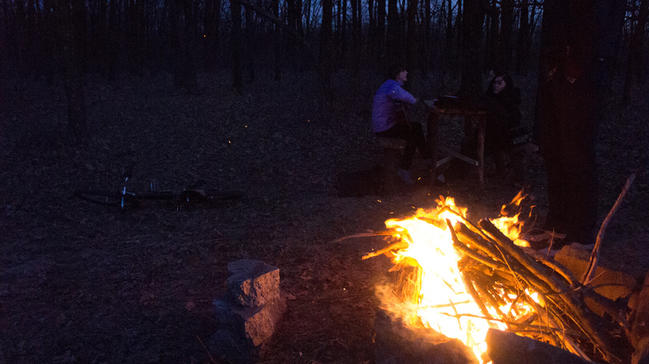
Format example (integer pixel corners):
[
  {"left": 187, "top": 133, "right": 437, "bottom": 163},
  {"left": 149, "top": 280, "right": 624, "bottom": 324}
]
[{"left": 2, "top": 0, "right": 648, "bottom": 128}]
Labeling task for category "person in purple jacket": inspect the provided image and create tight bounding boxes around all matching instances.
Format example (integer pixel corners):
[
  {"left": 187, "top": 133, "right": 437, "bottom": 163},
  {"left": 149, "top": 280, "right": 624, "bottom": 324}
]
[{"left": 372, "top": 64, "right": 428, "bottom": 184}]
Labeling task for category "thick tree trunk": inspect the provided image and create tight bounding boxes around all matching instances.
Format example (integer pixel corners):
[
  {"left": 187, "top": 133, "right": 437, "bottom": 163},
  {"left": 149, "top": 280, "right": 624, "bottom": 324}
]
[
  {"left": 537, "top": 0, "right": 599, "bottom": 243},
  {"left": 459, "top": 0, "right": 485, "bottom": 97},
  {"left": 230, "top": 0, "right": 242, "bottom": 93}
]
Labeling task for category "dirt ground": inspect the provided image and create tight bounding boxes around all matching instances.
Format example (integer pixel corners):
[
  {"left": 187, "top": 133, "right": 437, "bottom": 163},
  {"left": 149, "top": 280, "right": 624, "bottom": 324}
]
[{"left": 1, "top": 71, "right": 648, "bottom": 363}]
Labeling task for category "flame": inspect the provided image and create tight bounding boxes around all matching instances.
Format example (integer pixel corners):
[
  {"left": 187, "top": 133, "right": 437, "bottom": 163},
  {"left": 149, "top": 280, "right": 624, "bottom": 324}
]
[
  {"left": 365, "top": 194, "right": 538, "bottom": 363},
  {"left": 490, "top": 191, "right": 531, "bottom": 247}
]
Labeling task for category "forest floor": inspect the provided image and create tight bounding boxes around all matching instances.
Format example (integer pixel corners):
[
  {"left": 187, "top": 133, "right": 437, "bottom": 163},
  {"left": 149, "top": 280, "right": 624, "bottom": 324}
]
[{"left": 1, "top": 70, "right": 648, "bottom": 363}]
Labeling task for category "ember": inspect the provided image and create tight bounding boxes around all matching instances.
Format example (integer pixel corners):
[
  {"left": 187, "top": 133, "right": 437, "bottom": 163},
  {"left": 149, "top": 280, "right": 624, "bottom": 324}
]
[{"left": 365, "top": 193, "right": 625, "bottom": 363}]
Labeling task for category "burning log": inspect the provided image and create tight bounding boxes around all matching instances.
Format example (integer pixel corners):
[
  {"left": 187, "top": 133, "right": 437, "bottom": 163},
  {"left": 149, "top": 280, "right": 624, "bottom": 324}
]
[
  {"left": 365, "top": 194, "right": 632, "bottom": 363},
  {"left": 473, "top": 219, "right": 623, "bottom": 363}
]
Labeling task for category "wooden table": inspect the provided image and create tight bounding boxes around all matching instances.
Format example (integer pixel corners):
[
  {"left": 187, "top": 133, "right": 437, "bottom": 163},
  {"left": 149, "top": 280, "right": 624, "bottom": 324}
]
[{"left": 424, "top": 98, "right": 489, "bottom": 185}]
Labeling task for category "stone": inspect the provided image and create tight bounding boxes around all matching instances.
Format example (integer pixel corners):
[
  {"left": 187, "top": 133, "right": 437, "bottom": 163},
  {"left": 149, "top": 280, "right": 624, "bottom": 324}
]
[
  {"left": 554, "top": 243, "right": 636, "bottom": 301},
  {"left": 374, "top": 310, "right": 477, "bottom": 364},
  {"left": 213, "top": 297, "right": 287, "bottom": 347},
  {"left": 486, "top": 329, "right": 590, "bottom": 364},
  {"left": 209, "top": 260, "right": 286, "bottom": 363},
  {"left": 227, "top": 259, "right": 280, "bottom": 308}
]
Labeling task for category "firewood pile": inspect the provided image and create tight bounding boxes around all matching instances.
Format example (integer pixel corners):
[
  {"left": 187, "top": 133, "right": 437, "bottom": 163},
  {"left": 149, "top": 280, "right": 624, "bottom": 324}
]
[{"left": 441, "top": 213, "right": 629, "bottom": 363}]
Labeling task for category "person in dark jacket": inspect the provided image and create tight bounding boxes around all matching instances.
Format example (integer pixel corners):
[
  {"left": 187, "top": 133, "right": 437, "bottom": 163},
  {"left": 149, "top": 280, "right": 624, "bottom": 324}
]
[
  {"left": 371, "top": 64, "right": 428, "bottom": 184},
  {"left": 484, "top": 71, "right": 522, "bottom": 176}
]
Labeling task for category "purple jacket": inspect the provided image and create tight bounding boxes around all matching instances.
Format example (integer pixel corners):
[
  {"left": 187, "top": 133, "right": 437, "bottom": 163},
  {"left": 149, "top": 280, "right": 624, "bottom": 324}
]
[{"left": 371, "top": 79, "right": 417, "bottom": 133}]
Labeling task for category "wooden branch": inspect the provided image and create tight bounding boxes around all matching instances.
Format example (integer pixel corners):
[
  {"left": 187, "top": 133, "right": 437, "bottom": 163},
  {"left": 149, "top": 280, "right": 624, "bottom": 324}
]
[
  {"left": 478, "top": 219, "right": 621, "bottom": 363},
  {"left": 582, "top": 172, "right": 637, "bottom": 285}
]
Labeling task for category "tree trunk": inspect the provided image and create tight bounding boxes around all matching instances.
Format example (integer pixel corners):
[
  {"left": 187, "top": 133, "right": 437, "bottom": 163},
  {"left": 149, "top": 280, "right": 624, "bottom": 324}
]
[
  {"left": 204, "top": 0, "right": 221, "bottom": 70},
  {"left": 341, "top": 0, "right": 347, "bottom": 66},
  {"left": 231, "top": 0, "right": 242, "bottom": 93},
  {"left": 43, "top": 0, "right": 57, "bottom": 83},
  {"left": 58, "top": 0, "right": 88, "bottom": 142},
  {"left": 485, "top": 0, "right": 497, "bottom": 70},
  {"left": 367, "top": 0, "right": 374, "bottom": 57},
  {"left": 319, "top": 0, "right": 333, "bottom": 106},
  {"left": 272, "top": 0, "right": 281, "bottom": 80},
  {"left": 26, "top": 0, "right": 37, "bottom": 77},
  {"left": 516, "top": 0, "right": 530, "bottom": 73},
  {"left": 459, "top": 0, "right": 484, "bottom": 98},
  {"left": 500, "top": 0, "right": 513, "bottom": 71},
  {"left": 623, "top": 0, "right": 648, "bottom": 104},
  {"left": 376, "top": 0, "right": 385, "bottom": 65},
  {"left": 107, "top": 0, "right": 120, "bottom": 80},
  {"left": 244, "top": 7, "right": 255, "bottom": 82},
  {"left": 286, "top": 0, "right": 298, "bottom": 66},
  {"left": 405, "top": 0, "right": 416, "bottom": 72},
  {"left": 387, "top": 0, "right": 399, "bottom": 65},
  {"left": 456, "top": 0, "right": 462, "bottom": 52},
  {"left": 421, "top": 0, "right": 430, "bottom": 75},
  {"left": 537, "top": 0, "right": 599, "bottom": 243},
  {"left": 444, "top": 0, "right": 453, "bottom": 70},
  {"left": 351, "top": 0, "right": 360, "bottom": 75}
]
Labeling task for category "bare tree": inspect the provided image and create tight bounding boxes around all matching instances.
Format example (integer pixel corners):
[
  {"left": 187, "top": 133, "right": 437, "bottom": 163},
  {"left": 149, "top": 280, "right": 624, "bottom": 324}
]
[
  {"left": 57, "top": 0, "right": 88, "bottom": 141},
  {"left": 459, "top": 0, "right": 486, "bottom": 97},
  {"left": 387, "top": 0, "right": 399, "bottom": 65},
  {"left": 537, "top": 0, "right": 600, "bottom": 243},
  {"left": 203, "top": 0, "right": 221, "bottom": 70},
  {"left": 231, "top": 0, "right": 242, "bottom": 93},
  {"left": 351, "top": 0, "right": 361, "bottom": 75},
  {"left": 499, "top": 0, "right": 513, "bottom": 70},
  {"left": 517, "top": 0, "right": 530, "bottom": 73},
  {"left": 272, "top": 0, "right": 281, "bottom": 80},
  {"left": 319, "top": 0, "right": 333, "bottom": 105},
  {"left": 623, "top": 0, "right": 649, "bottom": 104},
  {"left": 376, "top": 0, "right": 385, "bottom": 63},
  {"left": 405, "top": 0, "right": 416, "bottom": 72}
]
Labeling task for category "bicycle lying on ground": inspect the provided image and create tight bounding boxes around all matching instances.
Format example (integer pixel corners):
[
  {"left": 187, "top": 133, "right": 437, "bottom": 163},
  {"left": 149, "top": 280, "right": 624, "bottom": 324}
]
[{"left": 75, "top": 168, "right": 243, "bottom": 210}]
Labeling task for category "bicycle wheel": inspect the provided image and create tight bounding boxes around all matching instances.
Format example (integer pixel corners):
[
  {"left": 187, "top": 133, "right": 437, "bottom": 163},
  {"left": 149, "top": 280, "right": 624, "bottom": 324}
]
[{"left": 74, "top": 190, "right": 123, "bottom": 207}]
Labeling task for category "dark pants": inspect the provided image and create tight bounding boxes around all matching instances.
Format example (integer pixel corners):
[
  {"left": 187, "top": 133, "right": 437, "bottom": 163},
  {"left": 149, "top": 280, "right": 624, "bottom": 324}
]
[{"left": 376, "top": 122, "right": 428, "bottom": 169}]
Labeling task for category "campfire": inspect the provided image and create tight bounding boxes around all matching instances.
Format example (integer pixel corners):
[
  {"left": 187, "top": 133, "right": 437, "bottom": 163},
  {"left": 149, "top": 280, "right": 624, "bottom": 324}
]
[{"left": 364, "top": 193, "right": 625, "bottom": 363}]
